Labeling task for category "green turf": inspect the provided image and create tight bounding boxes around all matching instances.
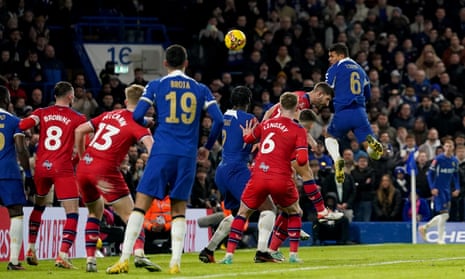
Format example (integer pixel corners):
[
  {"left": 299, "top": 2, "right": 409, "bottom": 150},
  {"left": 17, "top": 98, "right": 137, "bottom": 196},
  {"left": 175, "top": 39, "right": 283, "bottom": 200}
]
[{"left": 1, "top": 244, "right": 464, "bottom": 279}]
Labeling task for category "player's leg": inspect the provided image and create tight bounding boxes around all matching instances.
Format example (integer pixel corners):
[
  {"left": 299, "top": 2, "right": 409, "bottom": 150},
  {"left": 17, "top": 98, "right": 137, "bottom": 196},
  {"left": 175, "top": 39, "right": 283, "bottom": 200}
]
[
  {"left": 165, "top": 156, "right": 198, "bottom": 274},
  {"left": 325, "top": 113, "right": 347, "bottom": 184},
  {"left": 220, "top": 202, "right": 256, "bottom": 264},
  {"left": 200, "top": 166, "right": 245, "bottom": 263},
  {"left": 419, "top": 199, "right": 443, "bottom": 242},
  {"left": 107, "top": 155, "right": 170, "bottom": 274},
  {"left": 3, "top": 178, "right": 27, "bottom": 270},
  {"left": 112, "top": 194, "right": 162, "bottom": 272},
  {"left": 26, "top": 176, "right": 52, "bottom": 266},
  {"left": 278, "top": 183, "right": 303, "bottom": 264},
  {"left": 220, "top": 179, "right": 265, "bottom": 264},
  {"left": 54, "top": 176, "right": 80, "bottom": 269},
  {"left": 353, "top": 107, "right": 383, "bottom": 160},
  {"left": 254, "top": 196, "right": 278, "bottom": 263}
]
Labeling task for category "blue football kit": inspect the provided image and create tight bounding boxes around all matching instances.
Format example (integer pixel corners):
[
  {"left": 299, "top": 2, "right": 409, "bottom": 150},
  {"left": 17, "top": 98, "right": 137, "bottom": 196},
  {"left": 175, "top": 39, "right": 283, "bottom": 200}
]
[
  {"left": 325, "top": 57, "right": 373, "bottom": 143},
  {"left": 427, "top": 154, "right": 460, "bottom": 212},
  {"left": 215, "top": 109, "right": 256, "bottom": 210},
  {"left": 133, "top": 70, "right": 223, "bottom": 201},
  {"left": 0, "top": 108, "right": 27, "bottom": 206}
]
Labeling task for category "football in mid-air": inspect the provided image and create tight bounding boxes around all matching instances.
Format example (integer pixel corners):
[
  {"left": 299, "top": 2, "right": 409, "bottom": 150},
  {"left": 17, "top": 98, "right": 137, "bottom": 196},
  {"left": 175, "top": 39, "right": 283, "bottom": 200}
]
[{"left": 224, "top": 29, "right": 246, "bottom": 50}]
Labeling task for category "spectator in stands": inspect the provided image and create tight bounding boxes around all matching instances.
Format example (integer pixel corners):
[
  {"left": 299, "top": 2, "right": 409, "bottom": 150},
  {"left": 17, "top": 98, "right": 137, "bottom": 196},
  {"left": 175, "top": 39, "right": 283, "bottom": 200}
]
[
  {"left": 42, "top": 44, "right": 66, "bottom": 84},
  {"left": 322, "top": 172, "right": 356, "bottom": 223},
  {"left": 2, "top": 28, "right": 28, "bottom": 64},
  {"left": 0, "top": 49, "right": 21, "bottom": 79},
  {"left": 22, "top": 49, "right": 43, "bottom": 84},
  {"left": 109, "top": 74, "right": 127, "bottom": 105},
  {"left": 27, "top": 87, "right": 45, "bottom": 110},
  {"left": 430, "top": 100, "right": 462, "bottom": 138},
  {"left": 130, "top": 67, "right": 148, "bottom": 86},
  {"left": 71, "top": 86, "right": 98, "bottom": 119},
  {"left": 143, "top": 196, "right": 172, "bottom": 254},
  {"left": 400, "top": 134, "right": 418, "bottom": 164},
  {"left": 418, "top": 128, "right": 441, "bottom": 161},
  {"left": 312, "top": 192, "right": 351, "bottom": 245},
  {"left": 372, "top": 174, "right": 403, "bottom": 221},
  {"left": 402, "top": 192, "right": 431, "bottom": 222},
  {"left": 451, "top": 144, "right": 465, "bottom": 221},
  {"left": 6, "top": 73, "right": 27, "bottom": 103},
  {"left": 391, "top": 103, "right": 415, "bottom": 130},
  {"left": 392, "top": 166, "right": 410, "bottom": 200},
  {"left": 351, "top": 151, "right": 377, "bottom": 221},
  {"left": 100, "top": 61, "right": 116, "bottom": 85},
  {"left": 412, "top": 117, "right": 429, "bottom": 150}
]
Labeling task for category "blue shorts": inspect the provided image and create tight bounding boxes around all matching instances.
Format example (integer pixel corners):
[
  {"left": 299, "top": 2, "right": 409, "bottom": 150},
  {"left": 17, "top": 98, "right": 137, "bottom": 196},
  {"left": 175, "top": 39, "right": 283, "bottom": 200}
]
[
  {"left": 215, "top": 162, "right": 250, "bottom": 210},
  {"left": 327, "top": 106, "right": 373, "bottom": 143},
  {"left": 137, "top": 154, "right": 196, "bottom": 201},
  {"left": 433, "top": 189, "right": 452, "bottom": 213},
  {"left": 0, "top": 179, "right": 27, "bottom": 207}
]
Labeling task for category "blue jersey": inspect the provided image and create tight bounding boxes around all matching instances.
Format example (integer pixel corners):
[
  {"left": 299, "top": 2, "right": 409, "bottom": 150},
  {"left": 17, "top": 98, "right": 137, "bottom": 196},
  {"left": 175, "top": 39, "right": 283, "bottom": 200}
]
[
  {"left": 138, "top": 70, "right": 218, "bottom": 158},
  {"left": 221, "top": 109, "right": 256, "bottom": 165},
  {"left": 0, "top": 108, "right": 23, "bottom": 179},
  {"left": 325, "top": 57, "right": 371, "bottom": 113},
  {"left": 427, "top": 154, "right": 460, "bottom": 192}
]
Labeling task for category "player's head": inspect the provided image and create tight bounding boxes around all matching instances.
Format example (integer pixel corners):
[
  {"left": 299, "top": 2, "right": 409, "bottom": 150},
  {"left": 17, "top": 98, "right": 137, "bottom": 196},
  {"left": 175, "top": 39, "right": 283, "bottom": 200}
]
[
  {"left": 328, "top": 43, "right": 349, "bottom": 65},
  {"left": 280, "top": 92, "right": 298, "bottom": 112},
  {"left": 310, "top": 82, "right": 333, "bottom": 108},
  {"left": 230, "top": 86, "right": 252, "bottom": 109},
  {"left": 54, "top": 81, "right": 74, "bottom": 104},
  {"left": 298, "top": 109, "right": 317, "bottom": 131},
  {"left": 125, "top": 84, "right": 145, "bottom": 106},
  {"left": 0, "top": 85, "right": 10, "bottom": 109},
  {"left": 164, "top": 44, "right": 188, "bottom": 71},
  {"left": 443, "top": 139, "right": 455, "bottom": 155}
]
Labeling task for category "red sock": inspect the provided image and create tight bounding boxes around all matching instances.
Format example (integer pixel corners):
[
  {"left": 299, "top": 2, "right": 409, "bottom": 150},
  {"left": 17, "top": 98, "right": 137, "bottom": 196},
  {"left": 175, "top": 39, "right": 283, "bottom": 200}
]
[
  {"left": 60, "top": 213, "right": 79, "bottom": 253},
  {"left": 288, "top": 214, "right": 302, "bottom": 253},
  {"left": 303, "top": 180, "right": 325, "bottom": 212},
  {"left": 28, "top": 205, "right": 46, "bottom": 245},
  {"left": 269, "top": 212, "right": 289, "bottom": 251},
  {"left": 134, "top": 228, "right": 145, "bottom": 252},
  {"left": 85, "top": 217, "right": 100, "bottom": 258},
  {"left": 226, "top": 215, "right": 246, "bottom": 254}
]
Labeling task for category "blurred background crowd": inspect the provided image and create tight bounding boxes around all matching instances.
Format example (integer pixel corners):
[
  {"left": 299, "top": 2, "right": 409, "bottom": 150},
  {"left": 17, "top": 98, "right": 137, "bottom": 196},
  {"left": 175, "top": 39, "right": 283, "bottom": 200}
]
[{"left": 3, "top": 0, "right": 465, "bottom": 240}]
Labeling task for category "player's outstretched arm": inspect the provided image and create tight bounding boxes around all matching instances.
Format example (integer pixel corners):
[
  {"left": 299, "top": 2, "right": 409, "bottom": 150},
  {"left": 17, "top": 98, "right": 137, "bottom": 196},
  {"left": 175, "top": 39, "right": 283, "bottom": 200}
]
[
  {"left": 140, "top": 135, "right": 154, "bottom": 157},
  {"left": 241, "top": 119, "right": 259, "bottom": 143},
  {"left": 204, "top": 103, "right": 224, "bottom": 150}
]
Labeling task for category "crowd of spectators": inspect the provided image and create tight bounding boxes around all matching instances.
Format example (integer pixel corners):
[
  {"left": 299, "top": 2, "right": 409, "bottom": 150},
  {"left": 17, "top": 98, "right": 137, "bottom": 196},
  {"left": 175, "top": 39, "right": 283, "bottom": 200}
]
[{"left": 5, "top": 0, "right": 465, "bottom": 229}]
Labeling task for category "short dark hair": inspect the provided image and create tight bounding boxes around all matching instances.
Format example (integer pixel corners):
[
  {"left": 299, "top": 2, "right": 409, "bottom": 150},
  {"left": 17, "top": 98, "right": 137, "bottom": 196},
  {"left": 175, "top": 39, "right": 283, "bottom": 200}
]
[
  {"left": 54, "top": 81, "right": 74, "bottom": 98},
  {"left": 299, "top": 109, "right": 317, "bottom": 122},
  {"left": 231, "top": 86, "right": 251, "bottom": 107},
  {"left": 313, "top": 82, "right": 334, "bottom": 98},
  {"left": 280, "top": 92, "right": 298, "bottom": 110},
  {"left": 165, "top": 44, "right": 187, "bottom": 68},
  {"left": 329, "top": 43, "right": 349, "bottom": 57}
]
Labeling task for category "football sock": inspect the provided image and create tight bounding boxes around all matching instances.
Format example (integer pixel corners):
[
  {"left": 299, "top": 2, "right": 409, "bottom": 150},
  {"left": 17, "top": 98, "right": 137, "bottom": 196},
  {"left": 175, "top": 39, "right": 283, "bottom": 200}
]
[
  {"left": 134, "top": 228, "right": 145, "bottom": 257},
  {"left": 226, "top": 215, "right": 247, "bottom": 254},
  {"left": 269, "top": 212, "right": 289, "bottom": 251},
  {"left": 257, "top": 210, "right": 276, "bottom": 252},
  {"left": 170, "top": 215, "right": 186, "bottom": 268},
  {"left": 9, "top": 216, "right": 23, "bottom": 265},
  {"left": 288, "top": 214, "right": 302, "bottom": 253},
  {"left": 438, "top": 213, "right": 449, "bottom": 243},
  {"left": 60, "top": 213, "right": 79, "bottom": 253},
  {"left": 424, "top": 214, "right": 440, "bottom": 230},
  {"left": 206, "top": 215, "right": 233, "bottom": 251},
  {"left": 120, "top": 210, "right": 145, "bottom": 262},
  {"left": 28, "top": 205, "right": 46, "bottom": 248},
  {"left": 303, "top": 180, "right": 325, "bottom": 212},
  {"left": 325, "top": 137, "right": 341, "bottom": 162},
  {"left": 85, "top": 217, "right": 100, "bottom": 258}
]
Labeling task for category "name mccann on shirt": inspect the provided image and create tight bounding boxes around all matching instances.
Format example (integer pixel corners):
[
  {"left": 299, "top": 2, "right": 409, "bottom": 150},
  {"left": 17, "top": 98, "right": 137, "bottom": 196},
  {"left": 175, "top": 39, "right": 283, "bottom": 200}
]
[
  {"left": 263, "top": 122, "right": 288, "bottom": 133},
  {"left": 170, "top": 80, "right": 191, "bottom": 89},
  {"left": 43, "top": 114, "right": 70, "bottom": 125},
  {"left": 102, "top": 113, "right": 128, "bottom": 127}
]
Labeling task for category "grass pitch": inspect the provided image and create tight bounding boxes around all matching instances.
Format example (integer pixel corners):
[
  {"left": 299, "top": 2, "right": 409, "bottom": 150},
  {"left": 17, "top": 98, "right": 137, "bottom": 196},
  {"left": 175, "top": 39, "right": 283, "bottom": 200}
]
[{"left": 1, "top": 244, "right": 465, "bottom": 279}]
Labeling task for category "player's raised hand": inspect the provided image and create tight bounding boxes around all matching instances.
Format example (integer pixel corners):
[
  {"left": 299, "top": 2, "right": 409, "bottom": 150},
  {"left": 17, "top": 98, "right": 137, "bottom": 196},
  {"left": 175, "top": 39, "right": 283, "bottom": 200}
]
[{"left": 240, "top": 119, "right": 257, "bottom": 137}]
